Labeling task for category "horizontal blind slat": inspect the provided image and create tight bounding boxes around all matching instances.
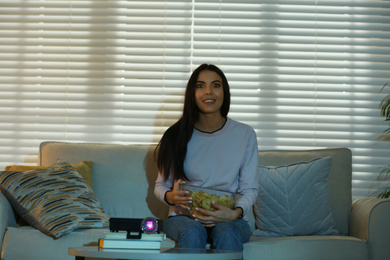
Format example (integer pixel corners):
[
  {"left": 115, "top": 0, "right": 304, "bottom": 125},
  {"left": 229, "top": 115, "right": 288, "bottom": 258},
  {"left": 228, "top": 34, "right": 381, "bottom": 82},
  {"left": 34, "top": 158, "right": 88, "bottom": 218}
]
[{"left": 0, "top": 0, "right": 389, "bottom": 200}]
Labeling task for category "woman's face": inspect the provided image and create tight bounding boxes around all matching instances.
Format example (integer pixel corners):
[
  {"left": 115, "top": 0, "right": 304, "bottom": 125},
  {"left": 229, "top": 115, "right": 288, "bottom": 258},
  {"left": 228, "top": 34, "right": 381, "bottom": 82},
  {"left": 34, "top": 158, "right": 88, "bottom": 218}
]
[{"left": 195, "top": 70, "right": 224, "bottom": 116}]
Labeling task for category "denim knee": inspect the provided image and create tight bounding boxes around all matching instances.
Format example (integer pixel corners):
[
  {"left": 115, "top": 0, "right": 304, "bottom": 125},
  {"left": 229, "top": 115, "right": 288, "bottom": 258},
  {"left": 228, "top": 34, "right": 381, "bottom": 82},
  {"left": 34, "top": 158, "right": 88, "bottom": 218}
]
[
  {"left": 210, "top": 219, "right": 251, "bottom": 252},
  {"left": 164, "top": 216, "right": 208, "bottom": 249},
  {"left": 179, "top": 221, "right": 207, "bottom": 248}
]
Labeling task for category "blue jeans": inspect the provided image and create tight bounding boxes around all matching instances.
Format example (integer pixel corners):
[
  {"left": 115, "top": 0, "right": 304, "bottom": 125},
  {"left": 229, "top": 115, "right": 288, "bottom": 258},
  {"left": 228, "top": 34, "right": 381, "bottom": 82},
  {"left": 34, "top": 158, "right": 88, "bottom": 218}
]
[{"left": 163, "top": 216, "right": 251, "bottom": 252}]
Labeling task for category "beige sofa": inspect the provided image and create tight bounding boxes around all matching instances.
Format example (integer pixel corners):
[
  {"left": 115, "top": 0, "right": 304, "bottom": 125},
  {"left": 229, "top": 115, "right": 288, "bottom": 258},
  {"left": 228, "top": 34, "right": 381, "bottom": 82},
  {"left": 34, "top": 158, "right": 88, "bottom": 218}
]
[{"left": 0, "top": 141, "right": 389, "bottom": 260}]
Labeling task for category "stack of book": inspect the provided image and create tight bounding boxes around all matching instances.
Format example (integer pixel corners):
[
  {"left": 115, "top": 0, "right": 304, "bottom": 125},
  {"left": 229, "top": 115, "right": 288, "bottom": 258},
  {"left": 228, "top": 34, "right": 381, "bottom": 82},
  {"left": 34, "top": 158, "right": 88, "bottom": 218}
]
[{"left": 98, "top": 232, "right": 168, "bottom": 250}]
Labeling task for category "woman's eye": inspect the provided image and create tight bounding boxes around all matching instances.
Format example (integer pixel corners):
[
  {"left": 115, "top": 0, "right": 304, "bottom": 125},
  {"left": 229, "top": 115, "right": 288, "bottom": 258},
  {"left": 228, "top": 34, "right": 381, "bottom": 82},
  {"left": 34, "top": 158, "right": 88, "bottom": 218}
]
[
  {"left": 213, "top": 83, "right": 221, "bottom": 88},
  {"left": 196, "top": 84, "right": 204, "bottom": 88}
]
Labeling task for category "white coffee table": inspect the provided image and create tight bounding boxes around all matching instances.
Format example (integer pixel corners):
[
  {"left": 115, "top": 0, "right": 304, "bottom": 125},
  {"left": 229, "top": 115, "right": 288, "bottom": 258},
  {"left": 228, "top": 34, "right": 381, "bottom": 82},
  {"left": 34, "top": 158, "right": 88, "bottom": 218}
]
[{"left": 68, "top": 246, "right": 242, "bottom": 260}]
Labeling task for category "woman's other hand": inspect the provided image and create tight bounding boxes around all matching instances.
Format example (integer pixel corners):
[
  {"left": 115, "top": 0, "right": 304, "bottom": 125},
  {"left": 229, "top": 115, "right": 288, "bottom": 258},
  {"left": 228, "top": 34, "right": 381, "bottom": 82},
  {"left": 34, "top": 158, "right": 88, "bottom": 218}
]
[
  {"left": 192, "top": 202, "right": 243, "bottom": 227},
  {"left": 165, "top": 180, "right": 192, "bottom": 209}
]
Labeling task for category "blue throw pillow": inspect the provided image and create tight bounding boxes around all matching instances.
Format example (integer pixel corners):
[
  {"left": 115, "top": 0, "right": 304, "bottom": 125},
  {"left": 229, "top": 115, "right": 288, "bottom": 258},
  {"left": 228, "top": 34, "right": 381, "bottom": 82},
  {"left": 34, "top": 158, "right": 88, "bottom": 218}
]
[{"left": 253, "top": 157, "right": 339, "bottom": 237}]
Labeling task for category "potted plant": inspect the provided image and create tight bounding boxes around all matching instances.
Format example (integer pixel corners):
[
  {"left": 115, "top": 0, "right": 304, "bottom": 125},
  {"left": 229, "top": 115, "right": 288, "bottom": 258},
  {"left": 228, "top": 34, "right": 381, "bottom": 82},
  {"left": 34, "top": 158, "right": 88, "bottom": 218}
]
[{"left": 371, "top": 82, "right": 390, "bottom": 198}]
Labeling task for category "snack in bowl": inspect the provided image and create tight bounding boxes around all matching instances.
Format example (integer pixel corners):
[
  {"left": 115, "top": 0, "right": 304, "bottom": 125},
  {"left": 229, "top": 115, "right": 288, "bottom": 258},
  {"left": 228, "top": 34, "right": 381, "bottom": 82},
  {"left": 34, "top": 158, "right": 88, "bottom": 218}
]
[{"left": 181, "top": 184, "right": 240, "bottom": 217}]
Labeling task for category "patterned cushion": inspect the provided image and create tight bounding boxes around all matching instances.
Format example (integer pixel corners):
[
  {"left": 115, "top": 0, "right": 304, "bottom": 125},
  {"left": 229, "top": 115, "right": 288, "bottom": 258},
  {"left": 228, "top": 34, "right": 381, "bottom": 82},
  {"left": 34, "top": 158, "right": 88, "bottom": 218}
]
[
  {"left": 5, "top": 161, "right": 93, "bottom": 189},
  {"left": 253, "top": 157, "right": 339, "bottom": 237},
  {"left": 0, "top": 159, "right": 109, "bottom": 239}
]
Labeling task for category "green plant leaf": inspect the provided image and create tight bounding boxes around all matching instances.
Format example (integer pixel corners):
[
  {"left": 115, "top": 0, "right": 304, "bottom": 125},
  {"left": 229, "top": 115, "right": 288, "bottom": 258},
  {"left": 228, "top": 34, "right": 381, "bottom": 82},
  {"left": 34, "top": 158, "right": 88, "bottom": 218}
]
[
  {"left": 370, "top": 185, "right": 390, "bottom": 198},
  {"left": 372, "top": 82, "right": 390, "bottom": 199},
  {"left": 377, "top": 165, "right": 390, "bottom": 181},
  {"left": 380, "top": 83, "right": 390, "bottom": 120}
]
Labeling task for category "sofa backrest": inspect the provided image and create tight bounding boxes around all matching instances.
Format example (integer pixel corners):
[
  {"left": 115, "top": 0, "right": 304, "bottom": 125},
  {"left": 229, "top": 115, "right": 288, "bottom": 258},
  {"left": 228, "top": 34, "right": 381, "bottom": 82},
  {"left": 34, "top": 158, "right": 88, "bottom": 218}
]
[
  {"left": 39, "top": 142, "right": 351, "bottom": 235},
  {"left": 39, "top": 141, "right": 169, "bottom": 221}
]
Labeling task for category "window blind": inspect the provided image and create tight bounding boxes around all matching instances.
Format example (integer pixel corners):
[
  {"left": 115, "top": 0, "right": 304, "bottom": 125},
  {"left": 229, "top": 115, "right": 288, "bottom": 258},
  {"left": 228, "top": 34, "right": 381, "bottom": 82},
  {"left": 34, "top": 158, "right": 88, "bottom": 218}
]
[{"left": 0, "top": 0, "right": 389, "bottom": 200}]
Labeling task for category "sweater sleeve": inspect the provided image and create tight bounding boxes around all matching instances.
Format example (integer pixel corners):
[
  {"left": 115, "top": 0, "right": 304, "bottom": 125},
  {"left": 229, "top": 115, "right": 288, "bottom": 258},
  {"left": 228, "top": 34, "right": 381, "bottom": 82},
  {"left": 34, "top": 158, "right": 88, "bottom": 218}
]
[
  {"left": 235, "top": 129, "right": 259, "bottom": 218},
  {"left": 154, "top": 172, "right": 173, "bottom": 205}
]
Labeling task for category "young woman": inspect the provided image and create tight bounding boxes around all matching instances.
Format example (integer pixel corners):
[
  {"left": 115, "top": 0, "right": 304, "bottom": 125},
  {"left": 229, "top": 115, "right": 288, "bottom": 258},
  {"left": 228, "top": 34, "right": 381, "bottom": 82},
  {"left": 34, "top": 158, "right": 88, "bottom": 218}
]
[{"left": 154, "top": 64, "right": 258, "bottom": 252}]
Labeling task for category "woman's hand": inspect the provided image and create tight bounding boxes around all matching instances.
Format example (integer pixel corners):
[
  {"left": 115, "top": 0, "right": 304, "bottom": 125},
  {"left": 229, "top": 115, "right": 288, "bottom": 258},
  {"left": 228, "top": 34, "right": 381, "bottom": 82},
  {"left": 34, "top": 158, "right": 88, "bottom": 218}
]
[
  {"left": 192, "top": 202, "right": 243, "bottom": 227},
  {"left": 165, "top": 180, "right": 192, "bottom": 209}
]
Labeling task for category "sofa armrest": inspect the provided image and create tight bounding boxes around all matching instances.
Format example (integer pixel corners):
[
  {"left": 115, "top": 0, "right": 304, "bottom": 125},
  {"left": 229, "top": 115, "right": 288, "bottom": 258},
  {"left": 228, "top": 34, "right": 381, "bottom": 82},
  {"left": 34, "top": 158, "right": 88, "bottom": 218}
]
[
  {"left": 350, "top": 198, "right": 390, "bottom": 260},
  {"left": 0, "top": 192, "right": 16, "bottom": 249}
]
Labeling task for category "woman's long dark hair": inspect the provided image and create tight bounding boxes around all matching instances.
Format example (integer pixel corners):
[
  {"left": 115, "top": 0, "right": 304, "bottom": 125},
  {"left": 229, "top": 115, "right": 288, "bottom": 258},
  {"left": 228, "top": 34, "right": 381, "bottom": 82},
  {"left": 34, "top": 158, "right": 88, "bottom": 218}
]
[{"left": 155, "top": 64, "right": 231, "bottom": 182}]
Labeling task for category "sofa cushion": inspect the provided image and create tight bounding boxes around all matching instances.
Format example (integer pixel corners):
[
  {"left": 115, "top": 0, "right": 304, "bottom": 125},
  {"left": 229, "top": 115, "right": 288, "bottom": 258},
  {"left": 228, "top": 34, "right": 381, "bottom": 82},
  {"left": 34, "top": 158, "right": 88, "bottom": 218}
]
[
  {"left": 0, "top": 159, "right": 109, "bottom": 239},
  {"left": 254, "top": 157, "right": 339, "bottom": 236},
  {"left": 1, "top": 226, "right": 108, "bottom": 260},
  {"left": 244, "top": 235, "right": 367, "bottom": 260},
  {"left": 5, "top": 161, "right": 93, "bottom": 189}
]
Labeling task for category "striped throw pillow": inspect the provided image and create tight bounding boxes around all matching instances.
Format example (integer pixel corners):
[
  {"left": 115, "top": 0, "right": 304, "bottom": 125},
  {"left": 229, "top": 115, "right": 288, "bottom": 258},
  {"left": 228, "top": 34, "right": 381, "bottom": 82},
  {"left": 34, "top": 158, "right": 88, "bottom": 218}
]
[
  {"left": 5, "top": 161, "right": 94, "bottom": 189},
  {"left": 0, "top": 159, "right": 109, "bottom": 239}
]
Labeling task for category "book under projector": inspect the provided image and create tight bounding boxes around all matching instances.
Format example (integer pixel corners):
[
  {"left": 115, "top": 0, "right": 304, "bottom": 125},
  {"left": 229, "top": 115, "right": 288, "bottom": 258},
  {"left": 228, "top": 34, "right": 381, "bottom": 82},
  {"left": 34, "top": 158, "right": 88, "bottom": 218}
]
[{"left": 98, "top": 232, "right": 169, "bottom": 250}]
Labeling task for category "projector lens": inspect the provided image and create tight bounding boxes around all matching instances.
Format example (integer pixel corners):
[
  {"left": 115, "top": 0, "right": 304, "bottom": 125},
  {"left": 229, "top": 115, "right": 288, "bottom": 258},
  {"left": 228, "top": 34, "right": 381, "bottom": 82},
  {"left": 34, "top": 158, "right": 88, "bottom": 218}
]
[{"left": 141, "top": 217, "right": 158, "bottom": 234}]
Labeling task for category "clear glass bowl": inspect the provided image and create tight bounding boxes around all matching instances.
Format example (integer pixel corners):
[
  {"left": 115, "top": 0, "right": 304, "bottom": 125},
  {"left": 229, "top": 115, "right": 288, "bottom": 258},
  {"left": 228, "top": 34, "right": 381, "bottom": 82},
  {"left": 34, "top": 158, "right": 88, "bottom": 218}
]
[{"left": 180, "top": 184, "right": 240, "bottom": 217}]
